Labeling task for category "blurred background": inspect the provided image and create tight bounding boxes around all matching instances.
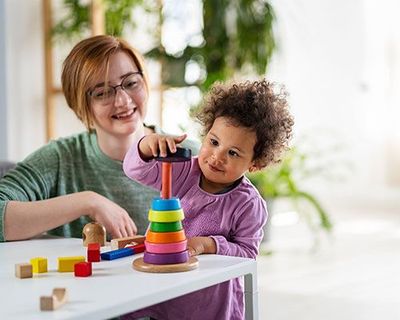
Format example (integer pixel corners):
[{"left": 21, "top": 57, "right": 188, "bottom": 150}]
[{"left": 1, "top": 0, "right": 400, "bottom": 319}]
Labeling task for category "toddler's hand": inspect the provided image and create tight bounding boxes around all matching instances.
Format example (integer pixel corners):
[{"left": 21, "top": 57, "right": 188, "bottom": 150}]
[
  {"left": 187, "top": 236, "right": 217, "bottom": 256},
  {"left": 139, "top": 133, "right": 187, "bottom": 160}
]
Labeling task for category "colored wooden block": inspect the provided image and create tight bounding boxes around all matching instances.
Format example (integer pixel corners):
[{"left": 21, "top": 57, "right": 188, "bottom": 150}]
[
  {"left": 110, "top": 235, "right": 146, "bottom": 250},
  {"left": 148, "top": 209, "right": 184, "bottom": 223},
  {"left": 30, "top": 257, "right": 48, "bottom": 273},
  {"left": 101, "top": 247, "right": 134, "bottom": 260},
  {"left": 146, "top": 230, "right": 186, "bottom": 244},
  {"left": 57, "top": 256, "right": 85, "bottom": 272},
  {"left": 87, "top": 243, "right": 101, "bottom": 262},
  {"left": 74, "top": 262, "right": 92, "bottom": 277},
  {"left": 15, "top": 263, "right": 33, "bottom": 278},
  {"left": 101, "top": 243, "right": 145, "bottom": 260},
  {"left": 40, "top": 288, "right": 67, "bottom": 311}
]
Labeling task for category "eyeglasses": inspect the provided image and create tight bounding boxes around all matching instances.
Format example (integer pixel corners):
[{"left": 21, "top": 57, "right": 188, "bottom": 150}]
[{"left": 88, "top": 71, "right": 144, "bottom": 105}]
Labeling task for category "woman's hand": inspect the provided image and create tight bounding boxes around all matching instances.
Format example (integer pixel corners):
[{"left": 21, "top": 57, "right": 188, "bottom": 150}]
[
  {"left": 87, "top": 192, "right": 137, "bottom": 239},
  {"left": 187, "top": 236, "right": 217, "bottom": 256},
  {"left": 139, "top": 133, "right": 187, "bottom": 160}
]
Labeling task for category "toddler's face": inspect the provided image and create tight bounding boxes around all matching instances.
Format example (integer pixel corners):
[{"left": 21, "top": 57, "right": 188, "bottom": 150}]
[{"left": 198, "top": 117, "right": 257, "bottom": 193}]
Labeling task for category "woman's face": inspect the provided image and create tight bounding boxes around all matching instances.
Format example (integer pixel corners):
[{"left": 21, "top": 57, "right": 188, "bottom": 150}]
[{"left": 89, "top": 51, "right": 148, "bottom": 139}]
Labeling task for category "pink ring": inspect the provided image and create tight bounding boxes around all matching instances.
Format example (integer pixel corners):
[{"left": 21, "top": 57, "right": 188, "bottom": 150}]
[{"left": 145, "top": 240, "right": 187, "bottom": 254}]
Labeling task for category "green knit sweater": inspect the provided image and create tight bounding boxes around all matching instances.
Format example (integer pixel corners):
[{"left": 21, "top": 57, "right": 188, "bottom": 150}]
[{"left": 0, "top": 131, "right": 198, "bottom": 242}]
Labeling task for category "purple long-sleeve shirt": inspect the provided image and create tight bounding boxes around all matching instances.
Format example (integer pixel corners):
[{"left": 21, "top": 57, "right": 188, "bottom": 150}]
[{"left": 122, "top": 141, "right": 267, "bottom": 320}]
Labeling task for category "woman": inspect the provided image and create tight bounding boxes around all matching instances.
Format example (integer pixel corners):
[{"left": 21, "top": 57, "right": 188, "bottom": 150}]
[{"left": 0, "top": 35, "right": 196, "bottom": 242}]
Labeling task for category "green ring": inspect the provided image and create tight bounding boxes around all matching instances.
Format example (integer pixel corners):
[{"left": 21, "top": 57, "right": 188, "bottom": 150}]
[{"left": 150, "top": 221, "right": 183, "bottom": 232}]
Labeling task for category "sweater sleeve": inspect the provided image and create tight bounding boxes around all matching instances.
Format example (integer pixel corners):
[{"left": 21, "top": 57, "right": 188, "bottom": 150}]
[
  {"left": 0, "top": 144, "right": 59, "bottom": 242},
  {"left": 210, "top": 197, "right": 267, "bottom": 259},
  {"left": 123, "top": 139, "right": 163, "bottom": 190}
]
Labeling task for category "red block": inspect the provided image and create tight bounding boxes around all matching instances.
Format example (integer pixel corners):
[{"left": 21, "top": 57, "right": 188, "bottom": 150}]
[
  {"left": 74, "top": 262, "right": 92, "bottom": 277},
  {"left": 87, "top": 243, "right": 101, "bottom": 262}
]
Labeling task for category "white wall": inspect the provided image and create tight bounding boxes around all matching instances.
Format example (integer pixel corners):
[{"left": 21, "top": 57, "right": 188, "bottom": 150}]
[
  {"left": 3, "top": 0, "right": 400, "bottom": 211},
  {"left": 5, "top": 0, "right": 46, "bottom": 160},
  {"left": 268, "top": 0, "right": 400, "bottom": 211}
]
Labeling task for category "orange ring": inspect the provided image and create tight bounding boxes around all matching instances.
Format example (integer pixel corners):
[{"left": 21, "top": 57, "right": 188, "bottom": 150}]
[{"left": 146, "top": 230, "right": 186, "bottom": 244}]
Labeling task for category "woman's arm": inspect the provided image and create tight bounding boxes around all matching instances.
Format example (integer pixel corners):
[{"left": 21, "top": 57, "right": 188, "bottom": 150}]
[{"left": 3, "top": 191, "right": 137, "bottom": 241}]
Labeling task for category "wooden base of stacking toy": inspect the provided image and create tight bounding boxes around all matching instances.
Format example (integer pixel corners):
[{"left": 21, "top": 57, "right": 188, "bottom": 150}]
[{"left": 132, "top": 256, "right": 198, "bottom": 273}]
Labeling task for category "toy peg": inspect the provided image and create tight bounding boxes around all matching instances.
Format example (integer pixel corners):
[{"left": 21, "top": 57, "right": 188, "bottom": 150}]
[
  {"left": 156, "top": 147, "right": 192, "bottom": 199},
  {"left": 40, "top": 288, "right": 67, "bottom": 311},
  {"left": 82, "top": 222, "right": 106, "bottom": 247},
  {"left": 161, "top": 162, "right": 172, "bottom": 199}
]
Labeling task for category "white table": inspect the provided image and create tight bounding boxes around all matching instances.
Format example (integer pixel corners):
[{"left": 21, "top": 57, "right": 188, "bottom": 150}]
[{"left": 0, "top": 238, "right": 259, "bottom": 320}]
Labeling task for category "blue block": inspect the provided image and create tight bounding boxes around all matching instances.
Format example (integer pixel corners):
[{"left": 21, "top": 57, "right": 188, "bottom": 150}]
[
  {"left": 101, "top": 247, "right": 134, "bottom": 260},
  {"left": 151, "top": 197, "right": 181, "bottom": 211}
]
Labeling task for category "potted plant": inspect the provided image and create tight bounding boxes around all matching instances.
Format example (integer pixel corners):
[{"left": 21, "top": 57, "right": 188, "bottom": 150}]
[{"left": 247, "top": 145, "right": 333, "bottom": 249}]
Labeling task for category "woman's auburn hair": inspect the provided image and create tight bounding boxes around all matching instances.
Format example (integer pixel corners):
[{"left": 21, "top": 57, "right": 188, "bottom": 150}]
[{"left": 61, "top": 35, "right": 149, "bottom": 130}]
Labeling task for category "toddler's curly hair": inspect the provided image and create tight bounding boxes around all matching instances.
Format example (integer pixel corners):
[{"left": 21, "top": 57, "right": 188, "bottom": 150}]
[{"left": 196, "top": 80, "right": 294, "bottom": 168}]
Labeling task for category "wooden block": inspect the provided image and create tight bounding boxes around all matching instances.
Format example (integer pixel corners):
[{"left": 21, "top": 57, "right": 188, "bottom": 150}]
[
  {"left": 40, "top": 288, "right": 67, "bottom": 311},
  {"left": 30, "top": 257, "right": 48, "bottom": 273},
  {"left": 15, "top": 263, "right": 33, "bottom": 278},
  {"left": 101, "top": 247, "right": 135, "bottom": 260},
  {"left": 82, "top": 222, "right": 106, "bottom": 247},
  {"left": 74, "top": 262, "right": 92, "bottom": 277},
  {"left": 57, "top": 256, "right": 85, "bottom": 272},
  {"left": 87, "top": 243, "right": 101, "bottom": 262},
  {"left": 110, "top": 235, "right": 146, "bottom": 250}
]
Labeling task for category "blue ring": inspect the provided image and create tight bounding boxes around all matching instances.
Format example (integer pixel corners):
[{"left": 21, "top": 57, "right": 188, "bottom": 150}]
[{"left": 151, "top": 197, "right": 181, "bottom": 211}]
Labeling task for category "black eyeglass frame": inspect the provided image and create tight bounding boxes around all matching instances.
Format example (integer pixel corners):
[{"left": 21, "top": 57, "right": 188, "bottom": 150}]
[{"left": 87, "top": 71, "right": 144, "bottom": 100}]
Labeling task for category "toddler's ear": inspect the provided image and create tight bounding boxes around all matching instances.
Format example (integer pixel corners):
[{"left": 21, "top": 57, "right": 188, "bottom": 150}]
[{"left": 248, "top": 164, "right": 259, "bottom": 173}]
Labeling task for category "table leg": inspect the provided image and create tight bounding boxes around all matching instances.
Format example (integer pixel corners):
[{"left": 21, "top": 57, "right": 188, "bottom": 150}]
[{"left": 244, "top": 266, "right": 259, "bottom": 320}]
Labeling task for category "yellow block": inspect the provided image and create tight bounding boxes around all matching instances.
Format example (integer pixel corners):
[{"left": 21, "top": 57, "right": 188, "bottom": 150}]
[
  {"left": 30, "top": 257, "right": 48, "bottom": 273},
  {"left": 57, "top": 256, "right": 85, "bottom": 272}
]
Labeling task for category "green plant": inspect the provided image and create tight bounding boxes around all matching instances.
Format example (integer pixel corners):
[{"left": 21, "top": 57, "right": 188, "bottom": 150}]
[
  {"left": 52, "top": 0, "right": 143, "bottom": 40},
  {"left": 52, "top": 0, "right": 276, "bottom": 92},
  {"left": 247, "top": 146, "right": 333, "bottom": 234}
]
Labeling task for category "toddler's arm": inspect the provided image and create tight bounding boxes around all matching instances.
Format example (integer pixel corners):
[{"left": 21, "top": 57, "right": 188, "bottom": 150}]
[{"left": 188, "top": 197, "right": 267, "bottom": 259}]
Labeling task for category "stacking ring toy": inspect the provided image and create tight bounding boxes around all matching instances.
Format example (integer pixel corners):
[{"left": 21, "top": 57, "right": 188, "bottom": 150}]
[
  {"left": 148, "top": 209, "right": 184, "bottom": 223},
  {"left": 151, "top": 197, "right": 181, "bottom": 211},
  {"left": 150, "top": 221, "right": 182, "bottom": 233},
  {"left": 145, "top": 240, "right": 187, "bottom": 254},
  {"left": 146, "top": 230, "right": 186, "bottom": 243},
  {"left": 143, "top": 250, "right": 189, "bottom": 265}
]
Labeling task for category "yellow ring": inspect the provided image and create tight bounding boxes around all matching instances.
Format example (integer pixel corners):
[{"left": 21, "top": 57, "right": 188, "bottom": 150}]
[{"left": 148, "top": 209, "right": 184, "bottom": 223}]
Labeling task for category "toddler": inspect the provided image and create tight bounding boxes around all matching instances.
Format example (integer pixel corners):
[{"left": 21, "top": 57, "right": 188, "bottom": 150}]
[{"left": 123, "top": 79, "right": 294, "bottom": 320}]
